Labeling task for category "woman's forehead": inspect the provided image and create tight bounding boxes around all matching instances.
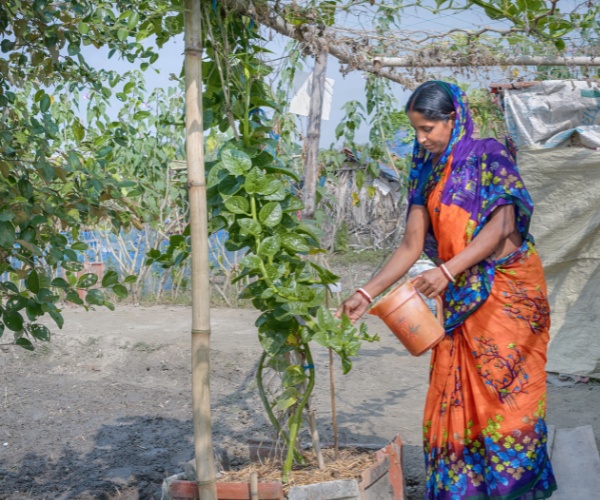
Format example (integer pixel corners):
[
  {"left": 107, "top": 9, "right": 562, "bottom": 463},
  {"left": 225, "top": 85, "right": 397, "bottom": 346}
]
[{"left": 408, "top": 111, "right": 441, "bottom": 125}]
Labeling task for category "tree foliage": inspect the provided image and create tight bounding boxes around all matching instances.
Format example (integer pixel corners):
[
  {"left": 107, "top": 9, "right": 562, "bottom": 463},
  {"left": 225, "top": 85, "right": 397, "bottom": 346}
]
[{"left": 0, "top": 1, "right": 183, "bottom": 347}]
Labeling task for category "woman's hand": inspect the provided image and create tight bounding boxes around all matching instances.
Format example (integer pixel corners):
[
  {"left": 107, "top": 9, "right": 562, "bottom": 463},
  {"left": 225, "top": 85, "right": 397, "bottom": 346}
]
[
  {"left": 412, "top": 267, "right": 450, "bottom": 298},
  {"left": 335, "top": 292, "right": 371, "bottom": 323}
]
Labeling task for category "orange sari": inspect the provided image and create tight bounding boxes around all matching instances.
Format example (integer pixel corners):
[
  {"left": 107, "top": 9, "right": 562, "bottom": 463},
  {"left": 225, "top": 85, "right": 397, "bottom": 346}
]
[{"left": 422, "top": 159, "right": 557, "bottom": 499}]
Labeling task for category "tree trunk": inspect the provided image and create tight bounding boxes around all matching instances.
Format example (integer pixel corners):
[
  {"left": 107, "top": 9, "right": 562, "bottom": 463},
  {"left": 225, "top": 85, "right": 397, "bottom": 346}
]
[
  {"left": 302, "top": 48, "right": 328, "bottom": 219},
  {"left": 184, "top": 1, "right": 217, "bottom": 499}
]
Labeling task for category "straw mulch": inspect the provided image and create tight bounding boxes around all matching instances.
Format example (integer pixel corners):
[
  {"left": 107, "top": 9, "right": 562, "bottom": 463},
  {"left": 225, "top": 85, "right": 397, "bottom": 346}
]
[{"left": 217, "top": 447, "right": 378, "bottom": 490}]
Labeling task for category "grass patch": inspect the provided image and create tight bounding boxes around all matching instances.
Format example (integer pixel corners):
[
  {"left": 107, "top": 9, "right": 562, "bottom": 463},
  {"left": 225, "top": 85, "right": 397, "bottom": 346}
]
[
  {"left": 328, "top": 249, "right": 390, "bottom": 267},
  {"left": 132, "top": 341, "right": 163, "bottom": 353}
]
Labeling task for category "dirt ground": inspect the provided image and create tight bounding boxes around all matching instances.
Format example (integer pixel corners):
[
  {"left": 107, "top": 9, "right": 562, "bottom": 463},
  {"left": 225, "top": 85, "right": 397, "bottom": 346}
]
[{"left": 0, "top": 304, "right": 598, "bottom": 499}]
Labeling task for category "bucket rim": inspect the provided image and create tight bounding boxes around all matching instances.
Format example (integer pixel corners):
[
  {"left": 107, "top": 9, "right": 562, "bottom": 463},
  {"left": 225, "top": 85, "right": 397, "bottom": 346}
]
[{"left": 369, "top": 282, "right": 419, "bottom": 320}]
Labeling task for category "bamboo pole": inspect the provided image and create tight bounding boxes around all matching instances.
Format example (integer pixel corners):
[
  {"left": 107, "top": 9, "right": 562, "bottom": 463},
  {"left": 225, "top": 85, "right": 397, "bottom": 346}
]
[
  {"left": 373, "top": 55, "right": 600, "bottom": 67},
  {"left": 301, "top": 53, "right": 329, "bottom": 466},
  {"left": 184, "top": 1, "right": 217, "bottom": 499},
  {"left": 302, "top": 48, "right": 328, "bottom": 219}
]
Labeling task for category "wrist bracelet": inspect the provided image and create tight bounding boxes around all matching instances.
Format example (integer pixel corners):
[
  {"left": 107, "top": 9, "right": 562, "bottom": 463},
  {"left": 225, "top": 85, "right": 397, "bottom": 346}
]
[
  {"left": 356, "top": 288, "right": 373, "bottom": 304},
  {"left": 440, "top": 263, "right": 456, "bottom": 283}
]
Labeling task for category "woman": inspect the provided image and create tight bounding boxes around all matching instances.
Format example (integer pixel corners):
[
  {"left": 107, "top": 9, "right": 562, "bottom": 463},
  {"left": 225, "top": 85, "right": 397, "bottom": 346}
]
[{"left": 337, "top": 81, "right": 557, "bottom": 499}]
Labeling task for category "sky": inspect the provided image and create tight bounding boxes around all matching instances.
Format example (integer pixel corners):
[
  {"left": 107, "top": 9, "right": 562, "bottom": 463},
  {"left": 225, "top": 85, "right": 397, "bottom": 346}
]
[{"left": 83, "top": 3, "right": 513, "bottom": 147}]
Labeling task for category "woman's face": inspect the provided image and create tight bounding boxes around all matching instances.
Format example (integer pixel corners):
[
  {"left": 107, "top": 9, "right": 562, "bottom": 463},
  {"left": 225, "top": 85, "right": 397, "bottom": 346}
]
[{"left": 408, "top": 111, "right": 455, "bottom": 156}]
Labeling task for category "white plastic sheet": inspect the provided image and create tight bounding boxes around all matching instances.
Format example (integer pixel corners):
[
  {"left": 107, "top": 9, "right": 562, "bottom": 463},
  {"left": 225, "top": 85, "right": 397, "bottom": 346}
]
[
  {"left": 518, "top": 148, "right": 600, "bottom": 378},
  {"left": 504, "top": 80, "right": 600, "bottom": 149}
]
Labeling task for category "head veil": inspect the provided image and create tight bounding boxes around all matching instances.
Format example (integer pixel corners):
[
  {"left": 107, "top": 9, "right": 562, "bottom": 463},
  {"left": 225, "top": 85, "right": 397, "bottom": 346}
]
[{"left": 407, "top": 81, "right": 474, "bottom": 209}]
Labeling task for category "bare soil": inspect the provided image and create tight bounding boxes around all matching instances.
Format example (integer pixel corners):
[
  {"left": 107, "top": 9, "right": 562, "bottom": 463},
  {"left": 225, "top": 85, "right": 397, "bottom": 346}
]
[{"left": 0, "top": 304, "right": 598, "bottom": 499}]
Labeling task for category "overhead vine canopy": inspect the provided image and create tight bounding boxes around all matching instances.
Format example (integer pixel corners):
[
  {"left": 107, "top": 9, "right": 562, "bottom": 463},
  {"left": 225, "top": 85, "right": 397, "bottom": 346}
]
[{"left": 238, "top": 0, "right": 600, "bottom": 87}]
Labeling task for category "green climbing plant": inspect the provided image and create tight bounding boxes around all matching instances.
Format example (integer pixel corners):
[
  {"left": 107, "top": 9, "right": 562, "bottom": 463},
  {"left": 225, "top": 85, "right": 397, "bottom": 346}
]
[{"left": 154, "top": 3, "right": 379, "bottom": 482}]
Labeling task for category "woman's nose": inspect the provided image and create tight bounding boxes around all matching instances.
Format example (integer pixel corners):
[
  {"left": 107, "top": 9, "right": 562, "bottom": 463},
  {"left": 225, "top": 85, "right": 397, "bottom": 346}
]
[{"left": 416, "top": 132, "right": 427, "bottom": 145}]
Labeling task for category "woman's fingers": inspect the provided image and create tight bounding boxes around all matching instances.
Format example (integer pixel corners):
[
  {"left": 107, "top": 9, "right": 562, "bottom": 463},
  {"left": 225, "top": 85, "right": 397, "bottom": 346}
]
[
  {"left": 414, "top": 268, "right": 448, "bottom": 298},
  {"left": 335, "top": 295, "right": 369, "bottom": 322}
]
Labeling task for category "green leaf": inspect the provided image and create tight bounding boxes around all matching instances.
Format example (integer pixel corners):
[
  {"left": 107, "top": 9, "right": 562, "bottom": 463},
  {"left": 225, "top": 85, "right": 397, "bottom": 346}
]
[
  {"left": 50, "top": 278, "right": 69, "bottom": 289},
  {"left": 67, "top": 43, "right": 80, "bottom": 56},
  {"left": 4, "top": 311, "right": 24, "bottom": 331},
  {"left": 264, "top": 164, "right": 300, "bottom": 182},
  {"left": 85, "top": 289, "right": 105, "bottom": 305},
  {"left": 282, "top": 365, "right": 308, "bottom": 387},
  {"left": 209, "top": 216, "right": 227, "bottom": 234},
  {"left": 15, "top": 338, "right": 34, "bottom": 351},
  {"left": 281, "top": 233, "right": 310, "bottom": 253},
  {"left": 70, "top": 241, "right": 88, "bottom": 251},
  {"left": 127, "top": 12, "right": 140, "bottom": 30},
  {"left": 263, "top": 185, "right": 287, "bottom": 201},
  {"left": 244, "top": 167, "right": 264, "bottom": 194},
  {"left": 238, "top": 218, "right": 262, "bottom": 236},
  {"left": 117, "top": 28, "right": 129, "bottom": 41},
  {"left": 259, "top": 235, "right": 281, "bottom": 257},
  {"left": 1, "top": 39, "right": 16, "bottom": 53},
  {"left": 240, "top": 255, "right": 262, "bottom": 270},
  {"left": 2, "top": 282, "right": 19, "bottom": 293},
  {"left": 6, "top": 295, "right": 27, "bottom": 312},
  {"left": 0, "top": 221, "right": 16, "bottom": 247},
  {"left": 255, "top": 177, "right": 282, "bottom": 197},
  {"left": 29, "top": 324, "right": 50, "bottom": 341},
  {"left": 257, "top": 315, "right": 294, "bottom": 355},
  {"left": 310, "top": 262, "right": 340, "bottom": 284},
  {"left": 124, "top": 275, "right": 137, "bottom": 284},
  {"left": 16, "top": 239, "right": 43, "bottom": 256},
  {"left": 37, "top": 288, "right": 58, "bottom": 303},
  {"left": 77, "top": 273, "right": 99, "bottom": 288},
  {"left": 96, "top": 145, "right": 113, "bottom": 158},
  {"left": 25, "top": 270, "right": 40, "bottom": 294},
  {"left": 342, "top": 358, "right": 353, "bottom": 375},
  {"left": 19, "top": 226, "right": 36, "bottom": 242},
  {"left": 276, "top": 387, "right": 299, "bottom": 410},
  {"left": 49, "top": 310, "right": 64, "bottom": 329},
  {"left": 316, "top": 306, "right": 335, "bottom": 331},
  {"left": 72, "top": 120, "right": 85, "bottom": 142},
  {"left": 103, "top": 300, "right": 116, "bottom": 311},
  {"left": 65, "top": 290, "right": 84, "bottom": 305},
  {"left": 25, "top": 300, "right": 43, "bottom": 321},
  {"left": 112, "top": 284, "right": 128, "bottom": 299},
  {"left": 0, "top": 208, "right": 14, "bottom": 221},
  {"left": 101, "top": 270, "right": 119, "bottom": 287},
  {"left": 40, "top": 95, "right": 51, "bottom": 113},
  {"left": 224, "top": 196, "right": 250, "bottom": 215},
  {"left": 258, "top": 202, "right": 282, "bottom": 227},
  {"left": 282, "top": 196, "right": 304, "bottom": 212},
  {"left": 218, "top": 176, "right": 244, "bottom": 197},
  {"left": 266, "top": 354, "right": 289, "bottom": 372},
  {"left": 221, "top": 149, "right": 251, "bottom": 175},
  {"left": 67, "top": 151, "right": 81, "bottom": 169},
  {"left": 78, "top": 22, "right": 89, "bottom": 34}
]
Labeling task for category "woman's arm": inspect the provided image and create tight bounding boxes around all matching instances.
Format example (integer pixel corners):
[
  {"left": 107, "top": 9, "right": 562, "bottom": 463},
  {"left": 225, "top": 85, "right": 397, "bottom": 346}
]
[
  {"left": 413, "top": 204, "right": 519, "bottom": 298},
  {"left": 335, "top": 205, "right": 430, "bottom": 322}
]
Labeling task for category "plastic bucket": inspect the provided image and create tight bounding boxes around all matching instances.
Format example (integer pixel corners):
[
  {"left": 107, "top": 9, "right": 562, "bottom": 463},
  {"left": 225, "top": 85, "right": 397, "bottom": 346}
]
[{"left": 368, "top": 279, "right": 445, "bottom": 356}]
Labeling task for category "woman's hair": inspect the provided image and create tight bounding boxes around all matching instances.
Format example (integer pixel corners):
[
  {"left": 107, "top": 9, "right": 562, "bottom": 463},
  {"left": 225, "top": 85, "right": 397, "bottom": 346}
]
[{"left": 405, "top": 81, "right": 455, "bottom": 121}]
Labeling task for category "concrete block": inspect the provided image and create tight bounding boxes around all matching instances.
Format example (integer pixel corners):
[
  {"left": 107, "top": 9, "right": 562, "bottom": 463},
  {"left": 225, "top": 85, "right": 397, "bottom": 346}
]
[
  {"left": 550, "top": 425, "right": 600, "bottom": 500},
  {"left": 287, "top": 479, "right": 361, "bottom": 500}
]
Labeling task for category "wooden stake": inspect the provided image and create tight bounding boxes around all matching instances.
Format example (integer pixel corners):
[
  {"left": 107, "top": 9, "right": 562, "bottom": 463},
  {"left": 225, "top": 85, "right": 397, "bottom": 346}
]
[
  {"left": 326, "top": 290, "right": 339, "bottom": 461},
  {"left": 184, "top": 1, "right": 217, "bottom": 499},
  {"left": 329, "top": 348, "right": 339, "bottom": 461},
  {"left": 250, "top": 472, "right": 258, "bottom": 500}
]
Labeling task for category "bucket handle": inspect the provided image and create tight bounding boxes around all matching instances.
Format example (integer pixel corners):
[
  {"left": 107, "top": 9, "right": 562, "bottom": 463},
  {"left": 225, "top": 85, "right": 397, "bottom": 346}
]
[{"left": 410, "top": 277, "right": 445, "bottom": 327}]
